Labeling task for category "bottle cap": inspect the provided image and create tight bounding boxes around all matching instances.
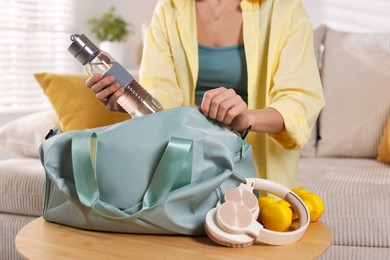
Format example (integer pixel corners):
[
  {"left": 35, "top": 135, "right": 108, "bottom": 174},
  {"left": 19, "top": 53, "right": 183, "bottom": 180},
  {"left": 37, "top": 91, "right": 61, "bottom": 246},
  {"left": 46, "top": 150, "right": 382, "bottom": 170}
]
[{"left": 68, "top": 34, "right": 100, "bottom": 65}]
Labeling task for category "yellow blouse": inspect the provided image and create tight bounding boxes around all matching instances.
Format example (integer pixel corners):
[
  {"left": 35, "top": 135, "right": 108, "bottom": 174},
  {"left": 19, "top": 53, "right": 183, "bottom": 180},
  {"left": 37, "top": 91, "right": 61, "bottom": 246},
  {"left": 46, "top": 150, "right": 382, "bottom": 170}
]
[{"left": 139, "top": 0, "right": 325, "bottom": 188}]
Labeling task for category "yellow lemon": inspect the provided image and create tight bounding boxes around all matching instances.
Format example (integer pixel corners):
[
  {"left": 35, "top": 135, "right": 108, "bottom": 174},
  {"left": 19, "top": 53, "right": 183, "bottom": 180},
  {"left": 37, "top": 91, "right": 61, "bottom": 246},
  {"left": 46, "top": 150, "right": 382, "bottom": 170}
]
[
  {"left": 260, "top": 203, "right": 292, "bottom": 232},
  {"left": 300, "top": 193, "right": 325, "bottom": 222},
  {"left": 292, "top": 188, "right": 309, "bottom": 197},
  {"left": 279, "top": 199, "right": 298, "bottom": 220},
  {"left": 278, "top": 199, "right": 291, "bottom": 207},
  {"left": 258, "top": 196, "right": 277, "bottom": 210}
]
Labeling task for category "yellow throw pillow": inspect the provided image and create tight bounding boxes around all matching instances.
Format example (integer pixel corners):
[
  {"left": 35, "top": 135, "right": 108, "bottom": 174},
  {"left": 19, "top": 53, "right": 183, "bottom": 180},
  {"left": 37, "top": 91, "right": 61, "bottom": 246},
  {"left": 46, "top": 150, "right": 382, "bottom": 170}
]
[
  {"left": 377, "top": 117, "right": 390, "bottom": 163},
  {"left": 35, "top": 73, "right": 130, "bottom": 131}
]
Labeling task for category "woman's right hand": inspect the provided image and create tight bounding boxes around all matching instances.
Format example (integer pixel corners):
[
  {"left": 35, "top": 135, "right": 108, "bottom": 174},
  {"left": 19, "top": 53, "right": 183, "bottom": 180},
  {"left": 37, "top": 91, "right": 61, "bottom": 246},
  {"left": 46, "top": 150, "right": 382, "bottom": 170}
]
[{"left": 85, "top": 73, "right": 126, "bottom": 112}]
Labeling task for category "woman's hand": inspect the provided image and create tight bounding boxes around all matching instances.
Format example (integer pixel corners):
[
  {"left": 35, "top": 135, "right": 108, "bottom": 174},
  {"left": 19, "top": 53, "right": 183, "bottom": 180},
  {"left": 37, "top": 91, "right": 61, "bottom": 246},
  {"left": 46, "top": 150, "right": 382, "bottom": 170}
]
[
  {"left": 85, "top": 73, "right": 126, "bottom": 112},
  {"left": 200, "top": 87, "right": 250, "bottom": 132}
]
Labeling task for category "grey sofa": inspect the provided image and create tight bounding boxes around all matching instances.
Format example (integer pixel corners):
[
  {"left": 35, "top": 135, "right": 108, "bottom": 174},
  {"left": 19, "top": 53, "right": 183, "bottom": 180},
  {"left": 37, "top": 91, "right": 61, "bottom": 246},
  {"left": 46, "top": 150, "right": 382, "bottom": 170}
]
[{"left": 299, "top": 26, "right": 390, "bottom": 259}]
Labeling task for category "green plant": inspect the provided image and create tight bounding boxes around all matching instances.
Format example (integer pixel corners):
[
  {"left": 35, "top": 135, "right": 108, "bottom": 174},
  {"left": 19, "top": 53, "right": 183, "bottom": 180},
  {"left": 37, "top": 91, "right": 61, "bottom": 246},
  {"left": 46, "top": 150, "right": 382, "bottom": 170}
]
[{"left": 88, "top": 6, "right": 133, "bottom": 42}]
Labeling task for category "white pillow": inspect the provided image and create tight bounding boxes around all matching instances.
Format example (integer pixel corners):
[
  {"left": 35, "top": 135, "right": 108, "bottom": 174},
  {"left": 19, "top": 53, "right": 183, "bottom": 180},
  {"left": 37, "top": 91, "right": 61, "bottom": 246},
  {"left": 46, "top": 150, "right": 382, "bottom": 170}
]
[
  {"left": 317, "top": 28, "right": 390, "bottom": 158},
  {"left": 0, "top": 110, "right": 58, "bottom": 158}
]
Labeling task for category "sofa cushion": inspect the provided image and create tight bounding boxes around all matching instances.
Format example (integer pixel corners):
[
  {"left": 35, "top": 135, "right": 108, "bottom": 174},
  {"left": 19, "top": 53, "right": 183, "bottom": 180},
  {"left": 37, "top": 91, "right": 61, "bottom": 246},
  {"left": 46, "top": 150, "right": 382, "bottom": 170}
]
[
  {"left": 317, "top": 28, "right": 390, "bottom": 158},
  {"left": 0, "top": 158, "right": 45, "bottom": 216},
  {"left": 0, "top": 110, "right": 58, "bottom": 158},
  {"left": 378, "top": 117, "right": 390, "bottom": 163},
  {"left": 300, "top": 157, "right": 390, "bottom": 247},
  {"left": 34, "top": 73, "right": 131, "bottom": 132}
]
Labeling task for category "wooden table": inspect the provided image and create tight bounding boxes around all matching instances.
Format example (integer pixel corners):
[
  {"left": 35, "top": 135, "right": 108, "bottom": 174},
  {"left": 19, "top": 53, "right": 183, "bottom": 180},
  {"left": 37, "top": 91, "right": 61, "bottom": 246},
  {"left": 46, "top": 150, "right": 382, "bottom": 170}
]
[{"left": 16, "top": 217, "right": 332, "bottom": 260}]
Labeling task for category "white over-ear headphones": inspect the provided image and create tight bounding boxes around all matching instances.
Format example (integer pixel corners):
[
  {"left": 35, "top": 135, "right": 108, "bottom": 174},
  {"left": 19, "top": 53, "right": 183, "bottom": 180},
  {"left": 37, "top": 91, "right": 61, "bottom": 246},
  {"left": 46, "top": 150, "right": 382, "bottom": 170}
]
[{"left": 204, "top": 178, "right": 310, "bottom": 248}]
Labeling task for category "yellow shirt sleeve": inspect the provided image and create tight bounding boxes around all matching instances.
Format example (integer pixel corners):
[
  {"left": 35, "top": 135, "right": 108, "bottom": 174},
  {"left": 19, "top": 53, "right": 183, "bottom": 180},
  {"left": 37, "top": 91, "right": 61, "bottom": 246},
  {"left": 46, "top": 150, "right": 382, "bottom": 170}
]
[{"left": 265, "top": 2, "right": 325, "bottom": 149}]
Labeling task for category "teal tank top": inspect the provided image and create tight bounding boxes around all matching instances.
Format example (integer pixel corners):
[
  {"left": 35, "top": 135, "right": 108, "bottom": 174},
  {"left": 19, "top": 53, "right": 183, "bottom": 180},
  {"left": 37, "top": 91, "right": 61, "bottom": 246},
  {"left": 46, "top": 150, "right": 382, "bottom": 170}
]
[{"left": 195, "top": 44, "right": 248, "bottom": 106}]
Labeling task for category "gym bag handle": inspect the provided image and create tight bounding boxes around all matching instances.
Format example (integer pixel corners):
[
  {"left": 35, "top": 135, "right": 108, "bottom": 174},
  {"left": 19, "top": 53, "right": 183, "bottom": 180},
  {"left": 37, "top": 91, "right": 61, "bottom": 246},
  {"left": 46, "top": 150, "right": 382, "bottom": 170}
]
[{"left": 71, "top": 131, "right": 193, "bottom": 220}]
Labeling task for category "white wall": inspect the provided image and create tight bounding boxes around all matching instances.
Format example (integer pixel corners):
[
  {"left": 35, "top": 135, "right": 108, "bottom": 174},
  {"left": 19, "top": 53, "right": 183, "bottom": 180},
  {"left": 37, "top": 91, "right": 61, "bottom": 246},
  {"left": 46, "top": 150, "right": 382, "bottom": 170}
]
[
  {"left": 302, "top": 0, "right": 390, "bottom": 32},
  {"left": 76, "top": 0, "right": 158, "bottom": 69}
]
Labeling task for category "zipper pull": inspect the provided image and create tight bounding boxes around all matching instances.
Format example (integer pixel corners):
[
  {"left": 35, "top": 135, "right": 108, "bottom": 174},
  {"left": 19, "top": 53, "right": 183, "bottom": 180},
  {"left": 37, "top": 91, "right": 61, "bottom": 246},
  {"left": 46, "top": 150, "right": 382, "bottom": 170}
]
[
  {"left": 241, "top": 125, "right": 252, "bottom": 140},
  {"left": 45, "top": 127, "right": 60, "bottom": 140}
]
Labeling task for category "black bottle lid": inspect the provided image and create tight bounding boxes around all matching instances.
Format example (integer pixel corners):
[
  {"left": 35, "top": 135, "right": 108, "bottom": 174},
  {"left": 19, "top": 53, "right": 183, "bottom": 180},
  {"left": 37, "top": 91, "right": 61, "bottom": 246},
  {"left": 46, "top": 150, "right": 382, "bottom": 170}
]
[{"left": 68, "top": 34, "right": 100, "bottom": 65}]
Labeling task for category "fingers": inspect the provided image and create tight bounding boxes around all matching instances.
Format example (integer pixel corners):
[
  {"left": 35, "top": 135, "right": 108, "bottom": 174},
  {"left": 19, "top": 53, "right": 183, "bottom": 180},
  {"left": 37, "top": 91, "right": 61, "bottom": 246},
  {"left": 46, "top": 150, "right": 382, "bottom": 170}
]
[
  {"left": 200, "top": 87, "right": 249, "bottom": 130},
  {"left": 200, "top": 87, "right": 229, "bottom": 118},
  {"left": 85, "top": 73, "right": 125, "bottom": 111},
  {"left": 85, "top": 73, "right": 102, "bottom": 89},
  {"left": 106, "top": 87, "right": 125, "bottom": 111},
  {"left": 219, "top": 99, "right": 247, "bottom": 126},
  {"left": 87, "top": 74, "right": 116, "bottom": 94},
  {"left": 95, "top": 82, "right": 122, "bottom": 102}
]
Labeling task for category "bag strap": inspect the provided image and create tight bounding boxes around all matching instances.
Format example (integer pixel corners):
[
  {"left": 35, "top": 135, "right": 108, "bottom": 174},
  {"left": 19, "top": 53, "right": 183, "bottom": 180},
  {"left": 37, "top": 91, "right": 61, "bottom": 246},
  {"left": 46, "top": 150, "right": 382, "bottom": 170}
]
[{"left": 72, "top": 131, "right": 193, "bottom": 220}]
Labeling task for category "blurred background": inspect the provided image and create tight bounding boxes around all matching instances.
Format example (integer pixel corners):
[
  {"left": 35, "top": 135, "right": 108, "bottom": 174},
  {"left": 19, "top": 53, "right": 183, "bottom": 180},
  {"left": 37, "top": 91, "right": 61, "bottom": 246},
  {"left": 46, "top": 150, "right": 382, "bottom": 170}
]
[{"left": 0, "top": 0, "right": 389, "bottom": 114}]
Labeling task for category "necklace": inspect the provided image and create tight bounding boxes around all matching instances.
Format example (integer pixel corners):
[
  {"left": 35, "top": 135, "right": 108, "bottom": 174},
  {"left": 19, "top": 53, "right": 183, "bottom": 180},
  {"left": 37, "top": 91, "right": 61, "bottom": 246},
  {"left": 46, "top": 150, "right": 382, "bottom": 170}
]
[{"left": 206, "top": 0, "right": 229, "bottom": 21}]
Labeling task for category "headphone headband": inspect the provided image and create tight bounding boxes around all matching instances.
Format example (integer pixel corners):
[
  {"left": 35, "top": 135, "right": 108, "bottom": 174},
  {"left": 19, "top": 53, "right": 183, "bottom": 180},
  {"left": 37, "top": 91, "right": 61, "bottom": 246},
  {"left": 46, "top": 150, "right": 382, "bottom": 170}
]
[
  {"left": 245, "top": 178, "right": 290, "bottom": 199},
  {"left": 244, "top": 178, "right": 310, "bottom": 245}
]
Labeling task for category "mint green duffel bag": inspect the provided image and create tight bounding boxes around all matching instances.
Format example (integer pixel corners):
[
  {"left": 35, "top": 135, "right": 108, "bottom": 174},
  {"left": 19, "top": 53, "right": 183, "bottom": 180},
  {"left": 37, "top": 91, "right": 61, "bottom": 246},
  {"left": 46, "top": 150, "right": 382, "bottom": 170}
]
[{"left": 39, "top": 106, "right": 256, "bottom": 235}]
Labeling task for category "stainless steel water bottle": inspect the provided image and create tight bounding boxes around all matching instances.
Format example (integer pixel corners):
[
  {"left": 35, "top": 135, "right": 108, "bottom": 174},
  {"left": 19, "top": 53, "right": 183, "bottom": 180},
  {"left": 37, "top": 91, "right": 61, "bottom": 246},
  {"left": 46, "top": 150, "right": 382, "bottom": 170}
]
[{"left": 67, "top": 34, "right": 163, "bottom": 118}]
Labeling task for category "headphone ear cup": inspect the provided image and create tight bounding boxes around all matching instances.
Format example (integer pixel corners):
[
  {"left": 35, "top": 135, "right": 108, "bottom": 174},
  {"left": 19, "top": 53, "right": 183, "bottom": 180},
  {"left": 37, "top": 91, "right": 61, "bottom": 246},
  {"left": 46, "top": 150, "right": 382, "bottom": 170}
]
[
  {"left": 224, "top": 187, "right": 259, "bottom": 219},
  {"left": 204, "top": 207, "right": 255, "bottom": 248}
]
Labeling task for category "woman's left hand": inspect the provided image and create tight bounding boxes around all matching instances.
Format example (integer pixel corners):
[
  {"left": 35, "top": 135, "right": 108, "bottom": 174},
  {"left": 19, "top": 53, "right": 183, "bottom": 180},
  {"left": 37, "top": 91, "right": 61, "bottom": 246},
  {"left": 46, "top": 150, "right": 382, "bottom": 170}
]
[{"left": 200, "top": 87, "right": 250, "bottom": 132}]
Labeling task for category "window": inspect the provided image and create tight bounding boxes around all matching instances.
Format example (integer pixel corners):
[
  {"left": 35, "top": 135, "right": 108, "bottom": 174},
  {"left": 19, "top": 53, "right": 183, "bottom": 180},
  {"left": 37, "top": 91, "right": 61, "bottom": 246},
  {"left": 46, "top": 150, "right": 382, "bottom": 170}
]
[{"left": 0, "top": 0, "right": 79, "bottom": 113}]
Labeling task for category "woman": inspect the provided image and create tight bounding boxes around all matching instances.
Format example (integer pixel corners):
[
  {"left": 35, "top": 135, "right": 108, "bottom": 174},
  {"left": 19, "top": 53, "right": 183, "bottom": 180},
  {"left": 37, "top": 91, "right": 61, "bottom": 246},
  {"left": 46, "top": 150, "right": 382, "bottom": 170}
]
[{"left": 86, "top": 0, "right": 325, "bottom": 189}]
